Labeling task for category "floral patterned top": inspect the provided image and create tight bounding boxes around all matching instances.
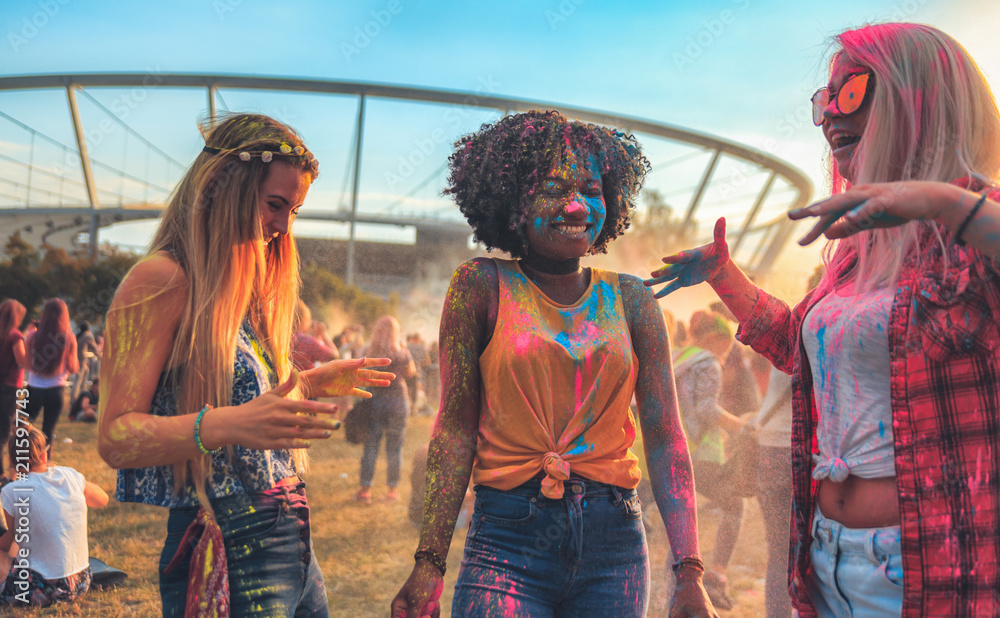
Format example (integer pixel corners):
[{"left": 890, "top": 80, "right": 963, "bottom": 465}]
[{"left": 116, "top": 321, "right": 296, "bottom": 508}]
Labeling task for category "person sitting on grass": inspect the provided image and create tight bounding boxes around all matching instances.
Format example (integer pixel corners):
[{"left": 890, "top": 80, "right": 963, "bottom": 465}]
[
  {"left": 0, "top": 423, "right": 109, "bottom": 607},
  {"left": 69, "top": 376, "right": 100, "bottom": 423}
]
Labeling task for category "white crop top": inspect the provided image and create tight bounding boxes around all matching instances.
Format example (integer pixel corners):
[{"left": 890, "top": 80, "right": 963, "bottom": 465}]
[{"left": 801, "top": 286, "right": 895, "bottom": 482}]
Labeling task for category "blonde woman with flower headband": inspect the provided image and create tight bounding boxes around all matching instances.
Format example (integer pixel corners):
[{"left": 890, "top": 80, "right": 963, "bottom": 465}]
[
  {"left": 647, "top": 24, "right": 1000, "bottom": 617},
  {"left": 98, "top": 113, "right": 395, "bottom": 617}
]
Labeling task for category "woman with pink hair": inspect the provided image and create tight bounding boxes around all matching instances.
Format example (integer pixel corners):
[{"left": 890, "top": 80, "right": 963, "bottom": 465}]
[
  {"left": 25, "top": 298, "right": 78, "bottom": 452},
  {"left": 648, "top": 23, "right": 1000, "bottom": 617},
  {"left": 0, "top": 299, "right": 29, "bottom": 478}
]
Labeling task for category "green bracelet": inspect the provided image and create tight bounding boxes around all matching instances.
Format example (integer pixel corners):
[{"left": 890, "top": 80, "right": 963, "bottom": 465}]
[{"left": 194, "top": 405, "right": 220, "bottom": 455}]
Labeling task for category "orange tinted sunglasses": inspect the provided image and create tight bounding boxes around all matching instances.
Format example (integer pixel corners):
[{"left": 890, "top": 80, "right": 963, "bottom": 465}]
[{"left": 811, "top": 72, "right": 873, "bottom": 126}]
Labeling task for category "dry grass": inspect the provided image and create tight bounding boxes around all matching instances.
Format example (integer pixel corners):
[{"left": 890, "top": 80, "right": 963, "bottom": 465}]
[{"left": 7, "top": 414, "right": 770, "bottom": 617}]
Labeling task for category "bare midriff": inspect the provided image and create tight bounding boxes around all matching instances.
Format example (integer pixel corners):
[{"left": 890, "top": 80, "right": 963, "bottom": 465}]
[
  {"left": 817, "top": 475, "right": 900, "bottom": 528},
  {"left": 277, "top": 475, "right": 301, "bottom": 487}
]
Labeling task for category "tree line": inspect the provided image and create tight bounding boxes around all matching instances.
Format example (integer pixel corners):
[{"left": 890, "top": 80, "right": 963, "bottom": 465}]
[{"left": 0, "top": 234, "right": 392, "bottom": 329}]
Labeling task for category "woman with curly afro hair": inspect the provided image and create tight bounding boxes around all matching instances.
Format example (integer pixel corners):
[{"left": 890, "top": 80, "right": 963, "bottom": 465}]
[{"left": 393, "top": 111, "right": 716, "bottom": 617}]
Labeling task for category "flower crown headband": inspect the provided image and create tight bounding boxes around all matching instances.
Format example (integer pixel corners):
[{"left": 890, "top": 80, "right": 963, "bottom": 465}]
[{"left": 202, "top": 142, "right": 319, "bottom": 173}]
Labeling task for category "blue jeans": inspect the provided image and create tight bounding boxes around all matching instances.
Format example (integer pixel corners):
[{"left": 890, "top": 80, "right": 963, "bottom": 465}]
[
  {"left": 453, "top": 476, "right": 649, "bottom": 617},
  {"left": 360, "top": 395, "right": 408, "bottom": 487},
  {"left": 806, "top": 506, "right": 903, "bottom": 617},
  {"left": 159, "top": 482, "right": 328, "bottom": 617}
]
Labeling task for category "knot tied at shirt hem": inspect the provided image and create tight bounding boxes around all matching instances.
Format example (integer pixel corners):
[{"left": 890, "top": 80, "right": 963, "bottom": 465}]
[
  {"left": 812, "top": 457, "right": 850, "bottom": 483},
  {"left": 541, "top": 452, "right": 570, "bottom": 499}
]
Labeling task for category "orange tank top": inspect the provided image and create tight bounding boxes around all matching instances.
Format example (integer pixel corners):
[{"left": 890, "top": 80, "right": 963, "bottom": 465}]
[{"left": 473, "top": 259, "right": 641, "bottom": 498}]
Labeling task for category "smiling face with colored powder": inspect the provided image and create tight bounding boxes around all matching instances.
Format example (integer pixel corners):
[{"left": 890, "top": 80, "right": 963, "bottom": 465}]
[
  {"left": 444, "top": 110, "right": 648, "bottom": 260},
  {"left": 820, "top": 54, "right": 873, "bottom": 184},
  {"left": 525, "top": 149, "right": 607, "bottom": 262}
]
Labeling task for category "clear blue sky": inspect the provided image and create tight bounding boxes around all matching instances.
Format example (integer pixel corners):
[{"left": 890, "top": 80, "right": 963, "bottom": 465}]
[
  {"left": 1, "top": 0, "right": 998, "bottom": 256},
  {"left": 4, "top": 0, "right": 996, "bottom": 130}
]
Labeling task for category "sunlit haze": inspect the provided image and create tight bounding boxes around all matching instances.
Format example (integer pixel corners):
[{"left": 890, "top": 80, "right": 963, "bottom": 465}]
[{"left": 2, "top": 0, "right": 998, "bottom": 317}]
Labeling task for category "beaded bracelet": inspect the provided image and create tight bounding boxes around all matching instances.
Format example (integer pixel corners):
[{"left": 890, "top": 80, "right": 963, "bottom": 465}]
[
  {"left": 671, "top": 555, "right": 705, "bottom": 575},
  {"left": 194, "top": 405, "right": 220, "bottom": 455},
  {"left": 954, "top": 191, "right": 989, "bottom": 246},
  {"left": 414, "top": 548, "right": 447, "bottom": 577}
]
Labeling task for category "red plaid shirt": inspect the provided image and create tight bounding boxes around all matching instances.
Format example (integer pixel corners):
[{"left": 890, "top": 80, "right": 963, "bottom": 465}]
[{"left": 736, "top": 189, "right": 1000, "bottom": 616}]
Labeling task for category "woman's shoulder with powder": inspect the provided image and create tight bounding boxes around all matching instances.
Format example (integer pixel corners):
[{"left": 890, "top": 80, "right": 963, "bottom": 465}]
[
  {"left": 111, "top": 252, "right": 188, "bottom": 313},
  {"left": 448, "top": 258, "right": 499, "bottom": 297}
]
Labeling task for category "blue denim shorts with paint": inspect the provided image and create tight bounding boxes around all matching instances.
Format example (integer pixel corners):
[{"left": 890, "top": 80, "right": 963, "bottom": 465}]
[
  {"left": 452, "top": 475, "right": 648, "bottom": 617},
  {"left": 159, "top": 482, "right": 328, "bottom": 617},
  {"left": 806, "top": 505, "right": 903, "bottom": 618}
]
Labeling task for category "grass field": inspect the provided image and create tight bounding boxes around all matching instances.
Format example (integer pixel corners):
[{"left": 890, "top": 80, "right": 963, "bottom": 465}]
[{"left": 5, "top": 413, "right": 771, "bottom": 617}]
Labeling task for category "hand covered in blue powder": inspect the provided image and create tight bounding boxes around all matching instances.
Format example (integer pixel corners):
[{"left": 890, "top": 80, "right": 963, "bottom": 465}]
[
  {"left": 645, "top": 217, "right": 730, "bottom": 298},
  {"left": 788, "top": 180, "right": 953, "bottom": 245}
]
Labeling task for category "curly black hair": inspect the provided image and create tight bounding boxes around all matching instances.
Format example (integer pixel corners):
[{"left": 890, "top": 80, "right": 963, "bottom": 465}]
[{"left": 445, "top": 110, "right": 649, "bottom": 257}]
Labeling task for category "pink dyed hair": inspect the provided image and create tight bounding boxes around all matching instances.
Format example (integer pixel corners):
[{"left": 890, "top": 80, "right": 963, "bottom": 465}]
[{"left": 821, "top": 23, "right": 1000, "bottom": 292}]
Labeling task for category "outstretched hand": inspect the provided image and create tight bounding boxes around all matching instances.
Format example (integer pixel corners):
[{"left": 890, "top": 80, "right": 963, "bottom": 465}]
[
  {"left": 788, "top": 181, "right": 955, "bottom": 245},
  {"left": 302, "top": 356, "right": 395, "bottom": 399},
  {"left": 391, "top": 563, "right": 445, "bottom": 618},
  {"left": 645, "top": 217, "right": 730, "bottom": 299},
  {"left": 210, "top": 370, "right": 343, "bottom": 451}
]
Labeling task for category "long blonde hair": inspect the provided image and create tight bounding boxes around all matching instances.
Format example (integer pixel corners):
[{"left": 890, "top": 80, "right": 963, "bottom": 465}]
[
  {"left": 366, "top": 315, "right": 402, "bottom": 359},
  {"left": 149, "top": 113, "right": 319, "bottom": 492},
  {"left": 28, "top": 298, "right": 76, "bottom": 376},
  {"left": 823, "top": 23, "right": 1000, "bottom": 292},
  {"left": 8, "top": 423, "right": 47, "bottom": 473}
]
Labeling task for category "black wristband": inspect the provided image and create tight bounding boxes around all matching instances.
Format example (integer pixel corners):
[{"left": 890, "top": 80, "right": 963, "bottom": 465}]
[
  {"left": 954, "top": 191, "right": 989, "bottom": 246},
  {"left": 671, "top": 556, "right": 705, "bottom": 575},
  {"left": 415, "top": 549, "right": 447, "bottom": 577}
]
